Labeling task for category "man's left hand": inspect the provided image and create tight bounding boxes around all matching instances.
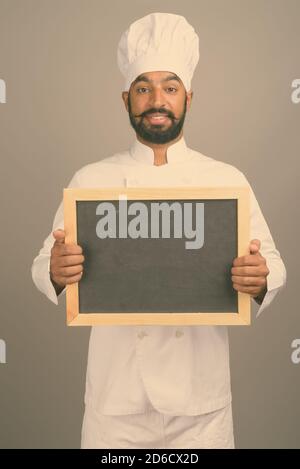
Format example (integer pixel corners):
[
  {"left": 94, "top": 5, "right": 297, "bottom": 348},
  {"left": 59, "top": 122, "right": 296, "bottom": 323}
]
[{"left": 231, "top": 239, "right": 269, "bottom": 300}]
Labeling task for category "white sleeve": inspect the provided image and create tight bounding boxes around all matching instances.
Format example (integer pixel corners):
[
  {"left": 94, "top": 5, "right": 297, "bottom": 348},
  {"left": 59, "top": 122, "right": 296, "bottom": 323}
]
[
  {"left": 240, "top": 173, "right": 287, "bottom": 318},
  {"left": 31, "top": 171, "right": 81, "bottom": 305}
]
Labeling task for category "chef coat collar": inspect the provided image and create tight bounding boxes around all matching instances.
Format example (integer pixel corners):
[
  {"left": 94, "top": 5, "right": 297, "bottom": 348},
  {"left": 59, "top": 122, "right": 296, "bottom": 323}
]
[{"left": 129, "top": 135, "right": 191, "bottom": 166}]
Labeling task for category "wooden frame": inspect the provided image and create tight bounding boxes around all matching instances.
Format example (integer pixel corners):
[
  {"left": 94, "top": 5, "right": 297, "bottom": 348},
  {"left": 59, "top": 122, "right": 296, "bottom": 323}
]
[{"left": 64, "top": 187, "right": 250, "bottom": 326}]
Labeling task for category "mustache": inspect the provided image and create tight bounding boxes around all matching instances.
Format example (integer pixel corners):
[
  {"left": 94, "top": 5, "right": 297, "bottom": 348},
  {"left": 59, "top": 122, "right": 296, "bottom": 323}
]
[{"left": 134, "top": 108, "right": 176, "bottom": 120}]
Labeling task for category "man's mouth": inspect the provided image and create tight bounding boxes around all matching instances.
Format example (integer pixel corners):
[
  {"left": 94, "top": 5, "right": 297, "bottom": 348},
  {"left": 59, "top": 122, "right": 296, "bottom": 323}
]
[{"left": 144, "top": 113, "right": 170, "bottom": 125}]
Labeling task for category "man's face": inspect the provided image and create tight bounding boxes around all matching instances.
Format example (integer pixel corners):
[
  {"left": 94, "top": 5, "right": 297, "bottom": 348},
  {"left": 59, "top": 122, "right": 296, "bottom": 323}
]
[{"left": 122, "top": 71, "right": 192, "bottom": 144}]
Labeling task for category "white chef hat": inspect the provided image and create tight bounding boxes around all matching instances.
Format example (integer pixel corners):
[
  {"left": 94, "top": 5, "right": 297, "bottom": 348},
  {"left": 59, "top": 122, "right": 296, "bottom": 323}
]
[{"left": 117, "top": 12, "right": 199, "bottom": 92}]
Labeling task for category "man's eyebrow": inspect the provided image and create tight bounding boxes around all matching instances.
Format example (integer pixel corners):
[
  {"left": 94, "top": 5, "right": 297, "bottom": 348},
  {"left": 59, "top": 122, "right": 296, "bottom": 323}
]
[{"left": 133, "top": 74, "right": 182, "bottom": 85}]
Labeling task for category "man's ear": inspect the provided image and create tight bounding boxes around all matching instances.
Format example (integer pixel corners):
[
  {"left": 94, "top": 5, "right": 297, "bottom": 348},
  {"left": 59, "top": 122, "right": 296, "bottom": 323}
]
[
  {"left": 186, "top": 91, "right": 193, "bottom": 111},
  {"left": 122, "top": 91, "right": 129, "bottom": 112}
]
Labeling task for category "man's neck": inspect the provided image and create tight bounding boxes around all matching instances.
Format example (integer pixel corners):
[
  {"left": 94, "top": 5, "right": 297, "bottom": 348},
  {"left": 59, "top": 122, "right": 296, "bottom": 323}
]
[{"left": 136, "top": 132, "right": 183, "bottom": 166}]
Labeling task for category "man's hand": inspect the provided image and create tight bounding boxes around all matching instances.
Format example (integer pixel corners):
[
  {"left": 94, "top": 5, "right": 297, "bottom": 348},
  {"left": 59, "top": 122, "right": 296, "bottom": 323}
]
[
  {"left": 50, "top": 229, "right": 84, "bottom": 294},
  {"left": 231, "top": 239, "right": 269, "bottom": 301}
]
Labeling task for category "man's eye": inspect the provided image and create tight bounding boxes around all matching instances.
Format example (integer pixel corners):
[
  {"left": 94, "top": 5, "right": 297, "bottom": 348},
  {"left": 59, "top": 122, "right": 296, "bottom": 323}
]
[
  {"left": 167, "top": 87, "right": 177, "bottom": 93},
  {"left": 137, "top": 87, "right": 149, "bottom": 93}
]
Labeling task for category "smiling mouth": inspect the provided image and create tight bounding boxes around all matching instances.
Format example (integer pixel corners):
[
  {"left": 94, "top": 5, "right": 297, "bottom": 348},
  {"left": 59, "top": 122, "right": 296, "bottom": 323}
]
[{"left": 144, "top": 113, "right": 170, "bottom": 125}]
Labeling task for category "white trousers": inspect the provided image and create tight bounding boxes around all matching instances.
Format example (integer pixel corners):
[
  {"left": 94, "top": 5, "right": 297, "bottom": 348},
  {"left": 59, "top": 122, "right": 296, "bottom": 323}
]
[{"left": 81, "top": 403, "right": 235, "bottom": 449}]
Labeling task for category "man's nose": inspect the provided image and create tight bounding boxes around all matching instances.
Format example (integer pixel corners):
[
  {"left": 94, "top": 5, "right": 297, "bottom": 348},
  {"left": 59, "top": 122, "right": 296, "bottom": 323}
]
[{"left": 149, "top": 88, "right": 165, "bottom": 109}]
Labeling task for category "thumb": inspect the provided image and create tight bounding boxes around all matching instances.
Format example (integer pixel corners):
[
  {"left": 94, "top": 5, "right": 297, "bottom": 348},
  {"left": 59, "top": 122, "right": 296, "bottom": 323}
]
[
  {"left": 52, "top": 229, "right": 65, "bottom": 244},
  {"left": 249, "top": 238, "right": 261, "bottom": 254}
]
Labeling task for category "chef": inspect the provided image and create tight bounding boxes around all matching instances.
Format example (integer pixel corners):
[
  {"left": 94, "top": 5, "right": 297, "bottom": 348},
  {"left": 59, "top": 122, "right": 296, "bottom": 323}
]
[{"left": 31, "top": 12, "right": 286, "bottom": 449}]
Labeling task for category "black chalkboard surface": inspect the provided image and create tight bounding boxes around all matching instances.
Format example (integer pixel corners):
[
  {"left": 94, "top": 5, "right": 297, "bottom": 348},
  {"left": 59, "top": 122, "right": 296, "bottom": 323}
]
[{"left": 64, "top": 187, "right": 250, "bottom": 326}]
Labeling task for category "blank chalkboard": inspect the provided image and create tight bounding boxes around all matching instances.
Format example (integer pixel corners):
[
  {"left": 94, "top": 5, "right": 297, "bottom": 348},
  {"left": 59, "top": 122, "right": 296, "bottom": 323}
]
[{"left": 64, "top": 187, "right": 250, "bottom": 326}]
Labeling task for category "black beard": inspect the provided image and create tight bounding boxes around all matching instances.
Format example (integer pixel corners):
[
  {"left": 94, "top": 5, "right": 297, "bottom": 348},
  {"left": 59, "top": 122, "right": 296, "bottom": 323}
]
[{"left": 127, "top": 95, "right": 187, "bottom": 144}]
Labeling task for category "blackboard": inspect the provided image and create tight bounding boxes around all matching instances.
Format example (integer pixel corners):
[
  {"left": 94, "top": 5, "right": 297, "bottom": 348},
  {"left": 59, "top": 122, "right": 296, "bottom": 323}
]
[{"left": 64, "top": 187, "right": 250, "bottom": 326}]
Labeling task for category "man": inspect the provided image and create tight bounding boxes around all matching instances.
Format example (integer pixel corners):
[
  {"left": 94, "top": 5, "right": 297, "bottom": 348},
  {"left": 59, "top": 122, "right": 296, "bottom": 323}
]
[{"left": 31, "top": 13, "right": 286, "bottom": 448}]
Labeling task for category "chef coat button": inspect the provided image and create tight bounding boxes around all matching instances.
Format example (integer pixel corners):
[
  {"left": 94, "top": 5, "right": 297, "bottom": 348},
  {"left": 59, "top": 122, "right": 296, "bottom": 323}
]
[
  {"left": 175, "top": 329, "right": 184, "bottom": 338},
  {"left": 138, "top": 331, "right": 148, "bottom": 340}
]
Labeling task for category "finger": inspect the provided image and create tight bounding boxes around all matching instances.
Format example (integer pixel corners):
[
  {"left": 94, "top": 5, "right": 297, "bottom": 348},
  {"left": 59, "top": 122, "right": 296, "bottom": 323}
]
[
  {"left": 233, "top": 255, "right": 261, "bottom": 267},
  {"left": 57, "top": 254, "right": 85, "bottom": 267},
  {"left": 53, "top": 244, "right": 83, "bottom": 256},
  {"left": 249, "top": 239, "right": 261, "bottom": 254},
  {"left": 231, "top": 275, "right": 266, "bottom": 287},
  {"left": 64, "top": 272, "right": 83, "bottom": 284},
  {"left": 231, "top": 265, "right": 269, "bottom": 276},
  {"left": 232, "top": 283, "right": 263, "bottom": 296},
  {"left": 58, "top": 265, "right": 84, "bottom": 277},
  {"left": 53, "top": 229, "right": 65, "bottom": 244}
]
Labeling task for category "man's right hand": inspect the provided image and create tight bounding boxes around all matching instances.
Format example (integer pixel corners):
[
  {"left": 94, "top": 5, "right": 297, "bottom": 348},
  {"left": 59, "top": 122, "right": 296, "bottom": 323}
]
[{"left": 50, "top": 229, "right": 84, "bottom": 294}]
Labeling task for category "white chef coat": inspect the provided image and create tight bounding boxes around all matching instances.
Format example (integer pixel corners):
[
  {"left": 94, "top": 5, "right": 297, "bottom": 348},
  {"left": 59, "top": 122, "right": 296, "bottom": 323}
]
[{"left": 31, "top": 136, "right": 286, "bottom": 416}]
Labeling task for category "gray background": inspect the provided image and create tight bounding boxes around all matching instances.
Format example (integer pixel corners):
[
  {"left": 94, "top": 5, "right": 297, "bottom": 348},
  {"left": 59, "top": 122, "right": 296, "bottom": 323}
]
[{"left": 0, "top": 0, "right": 299, "bottom": 448}]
